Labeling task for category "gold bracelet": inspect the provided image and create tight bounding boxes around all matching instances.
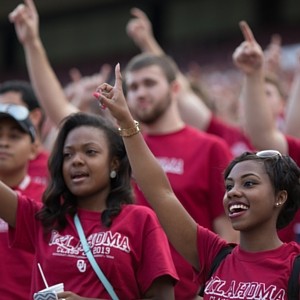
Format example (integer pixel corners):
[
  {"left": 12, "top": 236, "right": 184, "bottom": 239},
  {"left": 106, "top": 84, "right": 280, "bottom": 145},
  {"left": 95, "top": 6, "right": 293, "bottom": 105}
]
[{"left": 118, "top": 120, "right": 140, "bottom": 137}]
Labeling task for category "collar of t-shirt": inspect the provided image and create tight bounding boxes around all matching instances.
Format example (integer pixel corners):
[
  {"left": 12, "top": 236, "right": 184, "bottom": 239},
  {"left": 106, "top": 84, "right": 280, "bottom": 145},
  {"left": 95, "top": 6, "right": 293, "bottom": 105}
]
[{"left": 13, "top": 175, "right": 31, "bottom": 191}]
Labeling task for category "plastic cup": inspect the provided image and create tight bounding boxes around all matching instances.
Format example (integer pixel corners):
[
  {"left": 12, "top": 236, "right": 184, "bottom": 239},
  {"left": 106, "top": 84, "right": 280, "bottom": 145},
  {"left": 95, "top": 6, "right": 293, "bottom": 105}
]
[{"left": 33, "top": 283, "right": 64, "bottom": 300}]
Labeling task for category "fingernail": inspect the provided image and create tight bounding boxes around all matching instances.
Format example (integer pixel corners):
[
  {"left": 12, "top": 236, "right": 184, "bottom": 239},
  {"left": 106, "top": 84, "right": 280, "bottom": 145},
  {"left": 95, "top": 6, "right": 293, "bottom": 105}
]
[
  {"left": 99, "top": 102, "right": 106, "bottom": 110},
  {"left": 93, "top": 92, "right": 100, "bottom": 99},
  {"left": 93, "top": 92, "right": 106, "bottom": 109}
]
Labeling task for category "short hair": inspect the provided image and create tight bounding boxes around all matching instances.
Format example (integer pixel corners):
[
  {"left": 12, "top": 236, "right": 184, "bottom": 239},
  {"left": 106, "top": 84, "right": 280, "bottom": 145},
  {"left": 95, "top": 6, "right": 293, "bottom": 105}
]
[
  {"left": 0, "top": 80, "right": 41, "bottom": 111},
  {"left": 224, "top": 151, "right": 300, "bottom": 229},
  {"left": 124, "top": 53, "right": 179, "bottom": 84},
  {"left": 0, "top": 80, "right": 45, "bottom": 130},
  {"left": 264, "top": 73, "right": 287, "bottom": 100}
]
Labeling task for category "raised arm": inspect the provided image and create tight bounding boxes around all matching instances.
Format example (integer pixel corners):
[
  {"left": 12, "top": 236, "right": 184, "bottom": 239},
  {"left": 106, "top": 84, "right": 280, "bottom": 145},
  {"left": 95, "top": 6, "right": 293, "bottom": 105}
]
[
  {"left": 126, "top": 7, "right": 164, "bottom": 56},
  {"left": 284, "top": 53, "right": 300, "bottom": 138},
  {"left": 8, "top": 0, "right": 78, "bottom": 126},
  {"left": 233, "top": 21, "right": 288, "bottom": 154},
  {"left": 126, "top": 7, "right": 212, "bottom": 130},
  {"left": 0, "top": 182, "right": 19, "bottom": 228},
  {"left": 64, "top": 64, "right": 112, "bottom": 113},
  {"left": 95, "top": 64, "right": 199, "bottom": 270},
  {"left": 264, "top": 34, "right": 282, "bottom": 77}
]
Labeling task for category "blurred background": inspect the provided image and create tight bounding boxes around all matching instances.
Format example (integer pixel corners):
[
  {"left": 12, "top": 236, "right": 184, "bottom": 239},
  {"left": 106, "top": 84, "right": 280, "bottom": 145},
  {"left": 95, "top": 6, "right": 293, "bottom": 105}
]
[{"left": 1, "top": 0, "right": 300, "bottom": 85}]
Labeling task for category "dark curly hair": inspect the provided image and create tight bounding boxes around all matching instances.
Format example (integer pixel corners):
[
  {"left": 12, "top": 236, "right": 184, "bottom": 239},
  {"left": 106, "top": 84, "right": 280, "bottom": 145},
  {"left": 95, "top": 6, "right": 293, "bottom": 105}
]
[
  {"left": 224, "top": 151, "right": 300, "bottom": 229},
  {"left": 36, "top": 112, "right": 134, "bottom": 233}
]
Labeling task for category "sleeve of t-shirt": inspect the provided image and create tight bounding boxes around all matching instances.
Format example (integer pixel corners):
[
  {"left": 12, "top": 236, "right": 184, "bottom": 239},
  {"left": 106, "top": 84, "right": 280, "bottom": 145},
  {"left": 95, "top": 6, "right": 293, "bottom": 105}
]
[
  {"left": 206, "top": 115, "right": 228, "bottom": 136},
  {"left": 136, "top": 209, "right": 179, "bottom": 293},
  {"left": 195, "top": 224, "right": 228, "bottom": 285},
  {"left": 286, "top": 134, "right": 300, "bottom": 166},
  {"left": 207, "top": 115, "right": 255, "bottom": 155},
  {"left": 8, "top": 192, "right": 40, "bottom": 253}
]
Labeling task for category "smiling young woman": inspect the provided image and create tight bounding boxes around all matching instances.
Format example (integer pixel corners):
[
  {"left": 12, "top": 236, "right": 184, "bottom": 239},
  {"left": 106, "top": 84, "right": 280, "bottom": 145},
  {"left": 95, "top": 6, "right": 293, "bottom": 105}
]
[{"left": 98, "top": 63, "right": 300, "bottom": 299}]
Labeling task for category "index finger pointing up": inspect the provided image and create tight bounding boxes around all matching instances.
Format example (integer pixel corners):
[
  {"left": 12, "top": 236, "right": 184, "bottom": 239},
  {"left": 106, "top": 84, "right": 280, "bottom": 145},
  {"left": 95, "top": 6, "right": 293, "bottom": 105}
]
[
  {"left": 131, "top": 7, "right": 148, "bottom": 21},
  {"left": 24, "top": 0, "right": 38, "bottom": 16},
  {"left": 239, "top": 20, "right": 256, "bottom": 43},
  {"left": 114, "top": 63, "right": 123, "bottom": 91},
  {"left": 270, "top": 34, "right": 281, "bottom": 47}
]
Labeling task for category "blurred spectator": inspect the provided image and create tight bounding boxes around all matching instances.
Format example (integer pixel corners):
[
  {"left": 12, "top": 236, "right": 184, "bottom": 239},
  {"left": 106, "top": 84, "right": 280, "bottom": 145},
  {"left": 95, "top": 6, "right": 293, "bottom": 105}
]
[
  {"left": 232, "top": 20, "right": 300, "bottom": 243},
  {"left": 0, "top": 80, "right": 49, "bottom": 185}
]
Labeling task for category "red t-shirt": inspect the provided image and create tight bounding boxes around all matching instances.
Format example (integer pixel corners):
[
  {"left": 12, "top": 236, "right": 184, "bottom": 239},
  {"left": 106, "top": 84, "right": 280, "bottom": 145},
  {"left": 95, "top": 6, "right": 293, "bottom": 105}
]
[
  {"left": 28, "top": 149, "right": 50, "bottom": 186},
  {"left": 196, "top": 225, "right": 300, "bottom": 299},
  {"left": 278, "top": 135, "right": 300, "bottom": 243},
  {"left": 0, "top": 176, "right": 45, "bottom": 300},
  {"left": 135, "top": 125, "right": 233, "bottom": 299},
  {"left": 206, "top": 115, "right": 255, "bottom": 157},
  {"left": 10, "top": 196, "right": 178, "bottom": 299}
]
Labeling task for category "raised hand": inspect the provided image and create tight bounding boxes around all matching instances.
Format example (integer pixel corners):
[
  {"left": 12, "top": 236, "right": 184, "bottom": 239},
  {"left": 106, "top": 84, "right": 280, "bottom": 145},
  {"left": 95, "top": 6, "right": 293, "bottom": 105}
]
[
  {"left": 264, "top": 34, "right": 282, "bottom": 75},
  {"left": 126, "top": 7, "right": 164, "bottom": 55},
  {"left": 232, "top": 21, "right": 264, "bottom": 74},
  {"left": 8, "top": 0, "right": 39, "bottom": 45},
  {"left": 94, "top": 64, "right": 134, "bottom": 128},
  {"left": 64, "top": 64, "right": 112, "bottom": 112},
  {"left": 126, "top": 8, "right": 153, "bottom": 49}
]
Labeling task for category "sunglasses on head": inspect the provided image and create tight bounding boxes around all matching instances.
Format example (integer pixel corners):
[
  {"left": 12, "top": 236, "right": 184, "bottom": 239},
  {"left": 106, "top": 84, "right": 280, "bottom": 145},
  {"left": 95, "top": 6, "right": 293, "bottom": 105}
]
[
  {"left": 0, "top": 103, "right": 29, "bottom": 121},
  {"left": 255, "top": 150, "right": 282, "bottom": 159}
]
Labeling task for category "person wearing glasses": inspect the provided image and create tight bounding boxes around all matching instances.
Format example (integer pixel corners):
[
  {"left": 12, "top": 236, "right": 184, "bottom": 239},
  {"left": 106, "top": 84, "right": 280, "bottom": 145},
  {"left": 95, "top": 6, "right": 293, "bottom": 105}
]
[
  {"left": 95, "top": 63, "right": 300, "bottom": 299},
  {"left": 0, "top": 104, "right": 45, "bottom": 299},
  {"left": 232, "top": 21, "right": 300, "bottom": 244}
]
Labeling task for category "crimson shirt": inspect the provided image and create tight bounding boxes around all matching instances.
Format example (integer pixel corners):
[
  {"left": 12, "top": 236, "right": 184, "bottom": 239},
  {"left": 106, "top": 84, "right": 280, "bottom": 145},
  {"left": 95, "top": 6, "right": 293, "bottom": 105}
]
[
  {"left": 28, "top": 149, "right": 49, "bottom": 186},
  {"left": 196, "top": 225, "right": 300, "bottom": 299},
  {"left": 0, "top": 176, "right": 45, "bottom": 300},
  {"left": 206, "top": 115, "right": 255, "bottom": 157},
  {"left": 10, "top": 196, "right": 178, "bottom": 299}
]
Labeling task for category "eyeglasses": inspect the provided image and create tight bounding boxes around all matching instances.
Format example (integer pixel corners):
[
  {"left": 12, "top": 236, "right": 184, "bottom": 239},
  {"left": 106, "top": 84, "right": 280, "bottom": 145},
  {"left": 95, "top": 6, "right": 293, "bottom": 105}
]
[
  {"left": 256, "top": 150, "right": 282, "bottom": 159},
  {"left": 0, "top": 103, "right": 29, "bottom": 120}
]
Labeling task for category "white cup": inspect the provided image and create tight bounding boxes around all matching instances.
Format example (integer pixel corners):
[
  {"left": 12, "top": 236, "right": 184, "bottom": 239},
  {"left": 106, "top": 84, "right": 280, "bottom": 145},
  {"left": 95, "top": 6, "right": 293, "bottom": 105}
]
[
  {"left": 33, "top": 283, "right": 64, "bottom": 300},
  {"left": 39, "top": 283, "right": 64, "bottom": 293}
]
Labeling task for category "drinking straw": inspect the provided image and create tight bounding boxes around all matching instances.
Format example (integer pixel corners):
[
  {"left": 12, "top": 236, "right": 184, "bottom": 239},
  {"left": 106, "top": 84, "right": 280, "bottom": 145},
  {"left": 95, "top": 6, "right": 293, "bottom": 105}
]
[{"left": 38, "top": 263, "right": 49, "bottom": 288}]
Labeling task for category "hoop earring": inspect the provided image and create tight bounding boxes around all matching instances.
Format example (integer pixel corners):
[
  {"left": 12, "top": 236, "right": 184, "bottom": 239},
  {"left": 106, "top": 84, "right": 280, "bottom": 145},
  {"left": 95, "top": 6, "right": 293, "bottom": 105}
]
[{"left": 110, "top": 170, "right": 117, "bottom": 178}]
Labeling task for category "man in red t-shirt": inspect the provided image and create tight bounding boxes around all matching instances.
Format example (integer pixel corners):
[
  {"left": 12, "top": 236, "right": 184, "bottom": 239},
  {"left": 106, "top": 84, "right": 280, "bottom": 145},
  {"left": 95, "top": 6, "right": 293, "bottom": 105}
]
[
  {"left": 124, "top": 53, "right": 239, "bottom": 299},
  {"left": 0, "top": 80, "right": 49, "bottom": 186},
  {"left": 0, "top": 103, "right": 45, "bottom": 299}
]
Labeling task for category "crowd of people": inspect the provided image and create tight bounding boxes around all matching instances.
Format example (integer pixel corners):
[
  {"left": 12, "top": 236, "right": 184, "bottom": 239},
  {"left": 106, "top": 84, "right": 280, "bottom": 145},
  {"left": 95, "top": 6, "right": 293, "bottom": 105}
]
[{"left": 0, "top": 0, "right": 299, "bottom": 299}]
